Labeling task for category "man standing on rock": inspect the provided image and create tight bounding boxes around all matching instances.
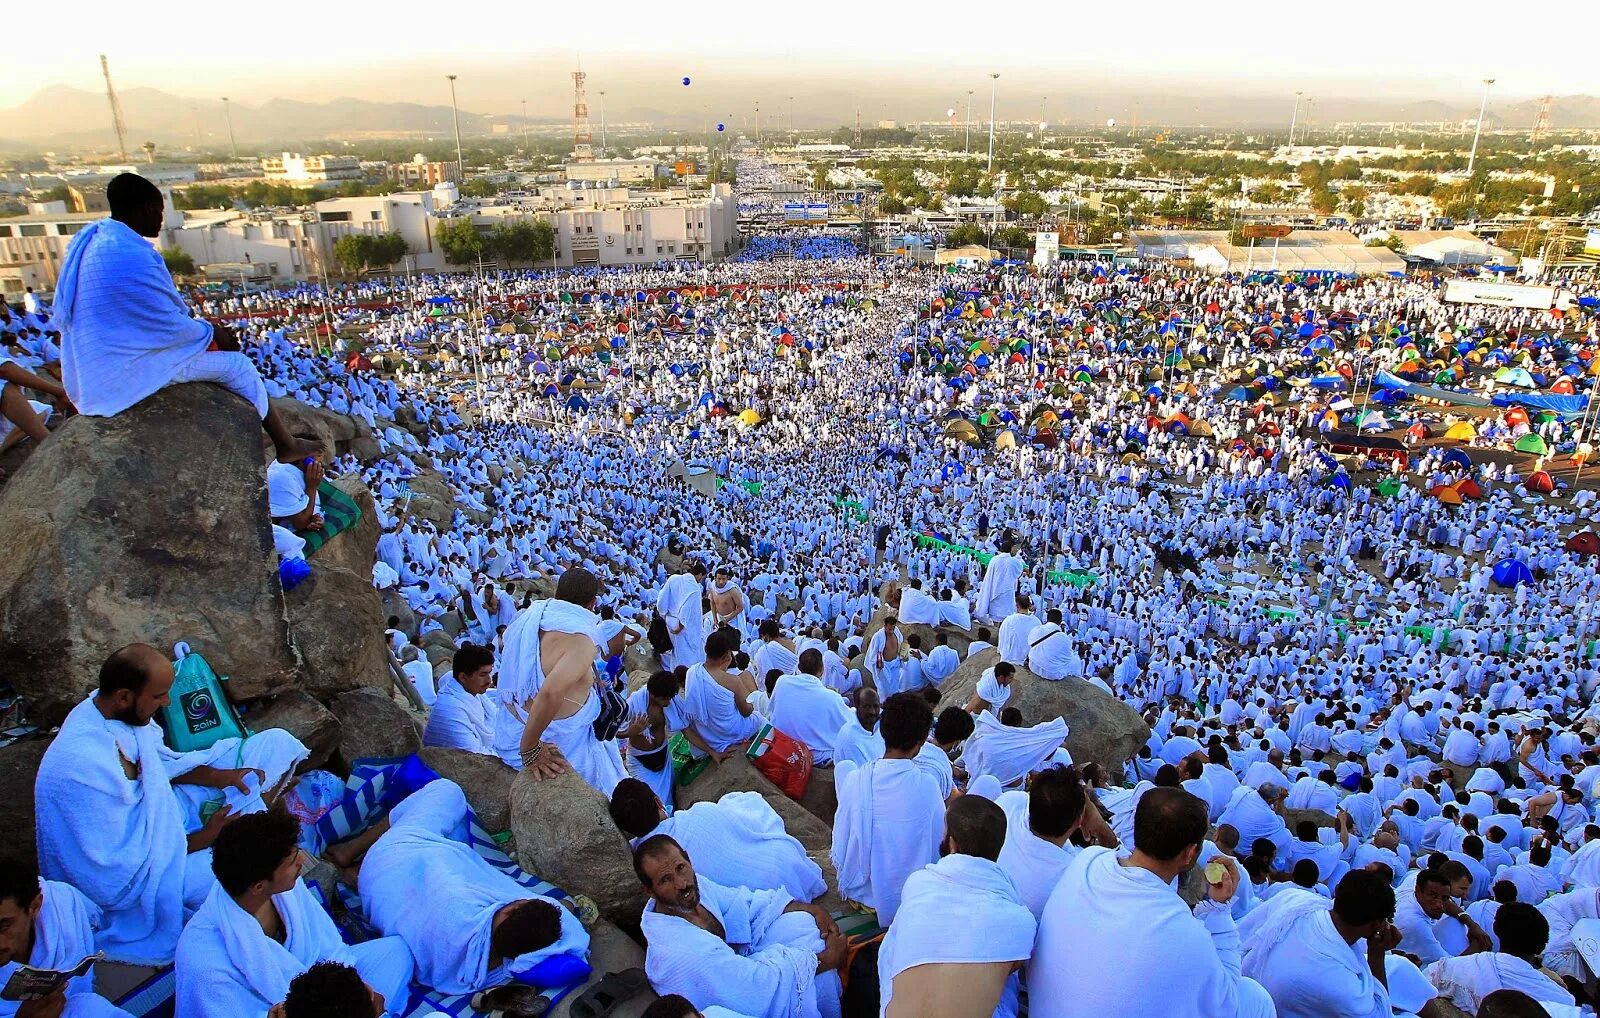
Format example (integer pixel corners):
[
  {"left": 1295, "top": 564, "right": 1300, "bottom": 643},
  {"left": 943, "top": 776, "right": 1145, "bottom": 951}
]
[
  {"left": 51, "top": 173, "right": 313, "bottom": 463},
  {"left": 496, "top": 567, "right": 629, "bottom": 795},
  {"left": 34, "top": 644, "right": 308, "bottom": 966},
  {"left": 658, "top": 561, "right": 710, "bottom": 671}
]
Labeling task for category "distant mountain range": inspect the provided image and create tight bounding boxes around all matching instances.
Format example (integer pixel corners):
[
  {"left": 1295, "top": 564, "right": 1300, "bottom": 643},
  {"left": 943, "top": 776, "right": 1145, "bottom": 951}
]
[{"left": 2, "top": 84, "right": 1598, "bottom": 153}]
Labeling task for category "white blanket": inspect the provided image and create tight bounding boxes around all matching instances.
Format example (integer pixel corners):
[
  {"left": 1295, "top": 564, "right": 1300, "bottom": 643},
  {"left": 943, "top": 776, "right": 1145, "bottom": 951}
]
[
  {"left": 685, "top": 664, "right": 763, "bottom": 753},
  {"left": 650, "top": 793, "right": 826, "bottom": 902},
  {"left": 641, "top": 878, "right": 826, "bottom": 1018},
  {"left": 494, "top": 598, "right": 603, "bottom": 768},
  {"left": 0, "top": 881, "right": 130, "bottom": 1018},
  {"left": 1426, "top": 951, "right": 1577, "bottom": 1014},
  {"left": 959, "top": 712, "right": 1068, "bottom": 788},
  {"left": 36, "top": 696, "right": 196, "bottom": 965},
  {"left": 56, "top": 219, "right": 215, "bottom": 416},
  {"left": 897, "top": 588, "right": 942, "bottom": 628},
  {"left": 359, "top": 780, "right": 589, "bottom": 994},
  {"left": 175, "top": 879, "right": 361, "bottom": 1018},
  {"left": 878, "top": 855, "right": 1036, "bottom": 1016},
  {"left": 1240, "top": 888, "right": 1390, "bottom": 1018},
  {"left": 768, "top": 674, "right": 853, "bottom": 765},
  {"left": 974, "top": 553, "right": 1024, "bottom": 623},
  {"left": 545, "top": 685, "right": 629, "bottom": 796},
  {"left": 1027, "top": 847, "right": 1253, "bottom": 1018},
  {"left": 831, "top": 759, "right": 944, "bottom": 924}
]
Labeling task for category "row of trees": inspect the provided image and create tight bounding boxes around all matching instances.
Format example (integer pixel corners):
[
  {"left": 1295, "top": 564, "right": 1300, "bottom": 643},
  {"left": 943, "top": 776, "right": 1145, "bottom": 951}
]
[
  {"left": 332, "top": 233, "right": 409, "bottom": 273},
  {"left": 173, "top": 179, "right": 398, "bottom": 211},
  {"left": 436, "top": 218, "right": 556, "bottom": 265}
]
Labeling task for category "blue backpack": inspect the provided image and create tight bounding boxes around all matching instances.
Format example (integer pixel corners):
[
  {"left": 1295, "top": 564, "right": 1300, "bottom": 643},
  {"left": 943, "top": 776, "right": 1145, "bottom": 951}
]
[{"left": 158, "top": 644, "right": 249, "bottom": 753}]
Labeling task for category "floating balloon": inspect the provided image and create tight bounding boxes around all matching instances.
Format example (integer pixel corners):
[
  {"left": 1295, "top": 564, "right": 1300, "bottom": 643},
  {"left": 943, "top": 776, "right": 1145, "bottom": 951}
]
[
  {"left": 946, "top": 108, "right": 956, "bottom": 117},
  {"left": 1106, "top": 118, "right": 1116, "bottom": 127},
  {"left": 682, "top": 76, "right": 692, "bottom": 86},
  {"left": 716, "top": 123, "right": 725, "bottom": 132}
]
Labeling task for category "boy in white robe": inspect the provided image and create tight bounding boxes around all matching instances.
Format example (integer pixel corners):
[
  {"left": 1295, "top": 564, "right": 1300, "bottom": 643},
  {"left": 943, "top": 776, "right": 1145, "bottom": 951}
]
[
  {"left": 423, "top": 644, "right": 496, "bottom": 754},
  {"left": 831, "top": 693, "right": 945, "bottom": 924},
  {"left": 52, "top": 174, "right": 311, "bottom": 461},
  {"left": 624, "top": 671, "right": 692, "bottom": 813},
  {"left": 877, "top": 797, "right": 1036, "bottom": 1018},
  {"left": 635, "top": 837, "right": 844, "bottom": 1018},
  {"left": 175, "top": 811, "right": 413, "bottom": 1018},
  {"left": 1028, "top": 787, "right": 1275, "bottom": 1018},
  {"left": 1425, "top": 902, "right": 1575, "bottom": 1014},
  {"left": 0, "top": 859, "right": 133, "bottom": 1018},
  {"left": 1240, "top": 869, "right": 1404, "bottom": 1018},
  {"left": 35, "top": 644, "right": 308, "bottom": 966},
  {"left": 830, "top": 692, "right": 885, "bottom": 769},
  {"left": 684, "top": 631, "right": 764, "bottom": 755},
  {"left": 609, "top": 781, "right": 825, "bottom": 902},
  {"left": 344, "top": 780, "right": 589, "bottom": 995},
  {"left": 766, "top": 651, "right": 853, "bottom": 765}
]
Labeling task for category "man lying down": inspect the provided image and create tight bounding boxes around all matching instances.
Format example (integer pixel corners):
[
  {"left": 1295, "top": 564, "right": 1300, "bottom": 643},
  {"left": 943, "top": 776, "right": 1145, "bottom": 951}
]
[{"left": 327, "top": 779, "right": 590, "bottom": 997}]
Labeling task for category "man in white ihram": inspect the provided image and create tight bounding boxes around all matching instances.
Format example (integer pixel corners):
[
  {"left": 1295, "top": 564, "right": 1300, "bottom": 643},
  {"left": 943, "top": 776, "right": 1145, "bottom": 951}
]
[
  {"left": 973, "top": 539, "right": 1025, "bottom": 625},
  {"left": 494, "top": 567, "right": 627, "bottom": 795},
  {"left": 1028, "top": 786, "right": 1276, "bottom": 1018},
  {"left": 658, "top": 561, "right": 710, "bottom": 670}
]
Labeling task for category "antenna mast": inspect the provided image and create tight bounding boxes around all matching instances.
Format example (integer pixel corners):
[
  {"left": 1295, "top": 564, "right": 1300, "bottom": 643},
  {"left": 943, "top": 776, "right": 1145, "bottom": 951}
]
[
  {"left": 572, "top": 70, "right": 594, "bottom": 162},
  {"left": 100, "top": 54, "right": 129, "bottom": 162}
]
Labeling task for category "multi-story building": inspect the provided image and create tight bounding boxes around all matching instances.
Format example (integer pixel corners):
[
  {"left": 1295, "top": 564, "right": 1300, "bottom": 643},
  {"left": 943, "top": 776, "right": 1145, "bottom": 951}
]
[
  {"left": 0, "top": 211, "right": 113, "bottom": 295},
  {"left": 385, "top": 159, "right": 460, "bottom": 188},
  {"left": 563, "top": 159, "right": 656, "bottom": 184},
  {"left": 262, "top": 153, "right": 363, "bottom": 183}
]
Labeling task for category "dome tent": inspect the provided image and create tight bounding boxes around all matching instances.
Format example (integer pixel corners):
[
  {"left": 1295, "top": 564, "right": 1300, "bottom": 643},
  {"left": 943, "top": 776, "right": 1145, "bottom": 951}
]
[{"left": 1491, "top": 559, "right": 1534, "bottom": 588}]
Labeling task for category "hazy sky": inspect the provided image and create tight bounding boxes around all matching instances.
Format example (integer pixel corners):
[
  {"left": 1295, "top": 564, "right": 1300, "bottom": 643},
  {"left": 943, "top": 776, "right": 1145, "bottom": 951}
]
[{"left": 5, "top": 0, "right": 1589, "bottom": 112}]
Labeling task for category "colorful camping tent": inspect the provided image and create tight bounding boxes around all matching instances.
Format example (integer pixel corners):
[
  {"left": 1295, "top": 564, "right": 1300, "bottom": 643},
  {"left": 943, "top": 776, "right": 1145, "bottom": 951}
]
[
  {"left": 1492, "top": 558, "right": 1534, "bottom": 588},
  {"left": 1525, "top": 470, "right": 1555, "bottom": 494},
  {"left": 1513, "top": 433, "right": 1550, "bottom": 456},
  {"left": 1566, "top": 531, "right": 1600, "bottom": 559},
  {"left": 1444, "top": 422, "right": 1477, "bottom": 441}
]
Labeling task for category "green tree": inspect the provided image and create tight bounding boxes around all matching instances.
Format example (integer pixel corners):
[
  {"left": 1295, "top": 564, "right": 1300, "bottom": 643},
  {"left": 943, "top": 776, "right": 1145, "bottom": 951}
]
[
  {"left": 1004, "top": 190, "right": 1048, "bottom": 217},
  {"left": 878, "top": 195, "right": 908, "bottom": 215},
  {"left": 333, "top": 232, "right": 408, "bottom": 274},
  {"left": 1309, "top": 186, "right": 1337, "bottom": 215},
  {"left": 944, "top": 224, "right": 988, "bottom": 247},
  {"left": 437, "top": 217, "right": 486, "bottom": 264},
  {"left": 160, "top": 247, "right": 195, "bottom": 276},
  {"left": 37, "top": 184, "right": 72, "bottom": 204},
  {"left": 486, "top": 220, "right": 555, "bottom": 264},
  {"left": 459, "top": 178, "right": 500, "bottom": 199}
]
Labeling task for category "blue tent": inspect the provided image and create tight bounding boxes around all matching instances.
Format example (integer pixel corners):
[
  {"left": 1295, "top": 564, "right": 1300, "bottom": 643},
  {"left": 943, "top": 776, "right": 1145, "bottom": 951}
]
[
  {"left": 1492, "top": 559, "right": 1534, "bottom": 588},
  {"left": 565, "top": 393, "right": 589, "bottom": 411},
  {"left": 1441, "top": 448, "right": 1473, "bottom": 471}
]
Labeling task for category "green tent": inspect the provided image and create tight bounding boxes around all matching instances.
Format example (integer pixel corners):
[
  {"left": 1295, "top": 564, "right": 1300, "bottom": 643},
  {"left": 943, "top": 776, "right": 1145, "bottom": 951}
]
[
  {"left": 1514, "top": 433, "right": 1550, "bottom": 456},
  {"left": 1376, "top": 477, "right": 1404, "bottom": 497}
]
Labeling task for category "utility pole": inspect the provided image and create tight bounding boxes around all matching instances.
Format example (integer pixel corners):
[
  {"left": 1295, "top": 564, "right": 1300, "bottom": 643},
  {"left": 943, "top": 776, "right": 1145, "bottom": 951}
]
[
  {"left": 789, "top": 95, "right": 795, "bottom": 134},
  {"left": 987, "top": 73, "right": 999, "bottom": 174},
  {"left": 221, "top": 96, "right": 238, "bottom": 159},
  {"left": 965, "top": 90, "right": 974, "bottom": 153},
  {"left": 446, "top": 74, "right": 466, "bottom": 180},
  {"left": 599, "top": 91, "right": 608, "bottom": 153},
  {"left": 520, "top": 99, "right": 530, "bottom": 153},
  {"left": 1466, "top": 77, "right": 1495, "bottom": 178},
  {"left": 100, "top": 55, "right": 129, "bottom": 162},
  {"left": 1288, "top": 90, "right": 1303, "bottom": 146}
]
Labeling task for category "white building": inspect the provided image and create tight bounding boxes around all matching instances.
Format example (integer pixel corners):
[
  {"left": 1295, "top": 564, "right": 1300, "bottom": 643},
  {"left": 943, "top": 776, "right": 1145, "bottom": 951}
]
[
  {"left": 564, "top": 159, "right": 657, "bottom": 184},
  {"left": 262, "top": 153, "right": 363, "bottom": 183}
]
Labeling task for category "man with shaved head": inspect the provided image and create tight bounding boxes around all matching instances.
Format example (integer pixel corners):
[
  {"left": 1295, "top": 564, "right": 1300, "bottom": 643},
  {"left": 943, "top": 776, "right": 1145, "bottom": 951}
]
[
  {"left": 33, "top": 643, "right": 307, "bottom": 966},
  {"left": 52, "top": 173, "right": 313, "bottom": 461}
]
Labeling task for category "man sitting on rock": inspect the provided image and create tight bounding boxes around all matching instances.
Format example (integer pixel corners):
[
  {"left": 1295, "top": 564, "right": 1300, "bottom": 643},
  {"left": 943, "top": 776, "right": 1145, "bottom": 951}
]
[
  {"left": 266, "top": 436, "right": 326, "bottom": 534},
  {"left": 609, "top": 779, "right": 825, "bottom": 902},
  {"left": 831, "top": 688, "right": 884, "bottom": 769},
  {"left": 766, "top": 650, "right": 853, "bottom": 766},
  {"left": 51, "top": 173, "right": 312, "bottom": 462},
  {"left": 35, "top": 644, "right": 309, "bottom": 966},
  {"left": 328, "top": 779, "right": 588, "bottom": 996},
  {"left": 0, "top": 856, "right": 134, "bottom": 1018},
  {"left": 636, "top": 836, "right": 844, "bottom": 1018},
  {"left": 175, "top": 811, "right": 414, "bottom": 1018},
  {"left": 424, "top": 643, "right": 496, "bottom": 755},
  {"left": 0, "top": 353, "right": 71, "bottom": 462}
]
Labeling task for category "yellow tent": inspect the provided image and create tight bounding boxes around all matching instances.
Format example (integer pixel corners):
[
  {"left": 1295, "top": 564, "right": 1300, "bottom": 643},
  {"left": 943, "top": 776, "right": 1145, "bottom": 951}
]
[
  {"left": 995, "top": 429, "right": 1017, "bottom": 450},
  {"left": 737, "top": 409, "right": 761, "bottom": 426},
  {"left": 1444, "top": 422, "right": 1477, "bottom": 441}
]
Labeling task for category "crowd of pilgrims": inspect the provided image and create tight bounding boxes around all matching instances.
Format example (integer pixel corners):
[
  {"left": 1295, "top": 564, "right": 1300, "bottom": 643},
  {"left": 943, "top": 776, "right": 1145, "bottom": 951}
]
[{"left": 14, "top": 167, "right": 1600, "bottom": 1018}]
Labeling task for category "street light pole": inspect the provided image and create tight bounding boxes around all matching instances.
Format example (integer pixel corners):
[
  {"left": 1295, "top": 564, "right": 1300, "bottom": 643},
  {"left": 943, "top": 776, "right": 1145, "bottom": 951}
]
[
  {"left": 446, "top": 74, "right": 465, "bottom": 183},
  {"left": 1467, "top": 77, "right": 1495, "bottom": 178},
  {"left": 520, "top": 99, "right": 530, "bottom": 153},
  {"left": 966, "top": 90, "right": 974, "bottom": 153},
  {"left": 987, "top": 73, "right": 999, "bottom": 174},
  {"left": 221, "top": 96, "right": 238, "bottom": 159},
  {"left": 1287, "top": 90, "right": 1302, "bottom": 146},
  {"left": 599, "top": 91, "right": 608, "bottom": 154}
]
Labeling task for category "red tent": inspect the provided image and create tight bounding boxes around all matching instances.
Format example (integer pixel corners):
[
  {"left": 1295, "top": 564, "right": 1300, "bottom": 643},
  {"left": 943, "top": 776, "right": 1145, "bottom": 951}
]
[
  {"left": 1566, "top": 531, "right": 1600, "bottom": 559},
  {"left": 1407, "top": 422, "right": 1431, "bottom": 441},
  {"left": 1504, "top": 407, "right": 1531, "bottom": 428},
  {"left": 1526, "top": 470, "right": 1555, "bottom": 494},
  {"left": 1552, "top": 376, "right": 1577, "bottom": 395},
  {"left": 1453, "top": 477, "right": 1484, "bottom": 500}
]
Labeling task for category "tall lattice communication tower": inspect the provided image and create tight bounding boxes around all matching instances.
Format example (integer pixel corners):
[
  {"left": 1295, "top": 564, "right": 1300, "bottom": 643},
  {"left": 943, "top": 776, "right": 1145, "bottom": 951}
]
[
  {"left": 572, "top": 70, "right": 594, "bottom": 162},
  {"left": 1531, "top": 95, "right": 1553, "bottom": 145},
  {"left": 101, "top": 54, "right": 129, "bottom": 162}
]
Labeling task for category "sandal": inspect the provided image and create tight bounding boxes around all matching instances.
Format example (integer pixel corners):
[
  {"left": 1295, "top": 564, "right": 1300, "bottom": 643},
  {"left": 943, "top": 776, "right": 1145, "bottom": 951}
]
[
  {"left": 471, "top": 983, "right": 552, "bottom": 1018},
  {"left": 567, "top": 968, "right": 651, "bottom": 1018}
]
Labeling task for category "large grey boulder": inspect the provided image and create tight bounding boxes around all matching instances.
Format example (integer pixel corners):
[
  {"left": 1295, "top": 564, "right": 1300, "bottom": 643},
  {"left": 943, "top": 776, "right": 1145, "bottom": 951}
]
[
  {"left": 268, "top": 397, "right": 380, "bottom": 462},
  {"left": 285, "top": 564, "right": 390, "bottom": 700},
  {"left": 419, "top": 747, "right": 517, "bottom": 833},
  {"left": 329, "top": 689, "right": 422, "bottom": 768},
  {"left": 939, "top": 649, "right": 1148, "bottom": 781},
  {"left": 400, "top": 469, "right": 456, "bottom": 532},
  {"left": 245, "top": 690, "right": 342, "bottom": 771},
  {"left": 379, "top": 589, "right": 416, "bottom": 639},
  {"left": 511, "top": 769, "right": 645, "bottom": 924},
  {"left": 677, "top": 755, "right": 832, "bottom": 853},
  {"left": 0, "top": 739, "right": 49, "bottom": 868},
  {"left": 0, "top": 384, "right": 300, "bottom": 724}
]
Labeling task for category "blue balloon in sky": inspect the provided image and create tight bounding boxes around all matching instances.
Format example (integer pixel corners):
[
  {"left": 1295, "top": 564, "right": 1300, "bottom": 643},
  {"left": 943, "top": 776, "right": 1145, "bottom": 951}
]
[
  {"left": 682, "top": 77, "right": 692, "bottom": 86},
  {"left": 716, "top": 123, "right": 725, "bottom": 132}
]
